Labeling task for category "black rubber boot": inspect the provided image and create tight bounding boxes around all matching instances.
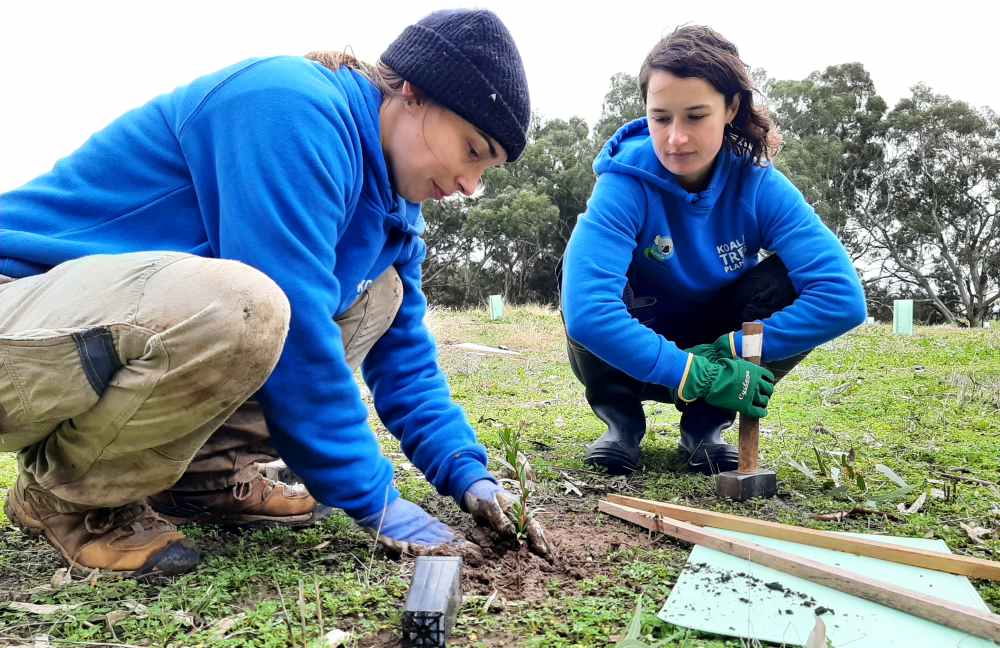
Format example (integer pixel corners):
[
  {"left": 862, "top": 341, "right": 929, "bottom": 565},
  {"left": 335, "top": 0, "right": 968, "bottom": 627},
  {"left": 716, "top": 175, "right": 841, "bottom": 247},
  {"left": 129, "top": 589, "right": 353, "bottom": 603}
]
[
  {"left": 567, "top": 338, "right": 648, "bottom": 475},
  {"left": 677, "top": 400, "right": 739, "bottom": 475}
]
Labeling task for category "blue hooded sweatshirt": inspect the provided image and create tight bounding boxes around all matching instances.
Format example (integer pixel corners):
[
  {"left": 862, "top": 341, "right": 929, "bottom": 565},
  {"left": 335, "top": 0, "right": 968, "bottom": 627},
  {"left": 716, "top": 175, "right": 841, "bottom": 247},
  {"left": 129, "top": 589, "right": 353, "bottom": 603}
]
[
  {"left": 562, "top": 118, "right": 866, "bottom": 390},
  {"left": 0, "top": 56, "right": 493, "bottom": 519}
]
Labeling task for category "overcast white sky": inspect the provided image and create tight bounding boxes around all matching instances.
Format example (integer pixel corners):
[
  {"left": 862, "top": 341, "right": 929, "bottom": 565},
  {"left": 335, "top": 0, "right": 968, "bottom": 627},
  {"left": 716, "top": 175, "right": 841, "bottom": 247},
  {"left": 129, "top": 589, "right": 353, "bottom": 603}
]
[{"left": 2, "top": 1, "right": 997, "bottom": 192}]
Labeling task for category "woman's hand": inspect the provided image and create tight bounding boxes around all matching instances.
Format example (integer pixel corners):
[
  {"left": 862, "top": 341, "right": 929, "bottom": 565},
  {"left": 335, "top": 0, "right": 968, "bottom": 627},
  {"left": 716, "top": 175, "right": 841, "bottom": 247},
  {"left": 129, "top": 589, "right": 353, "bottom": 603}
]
[{"left": 462, "top": 479, "right": 551, "bottom": 559}]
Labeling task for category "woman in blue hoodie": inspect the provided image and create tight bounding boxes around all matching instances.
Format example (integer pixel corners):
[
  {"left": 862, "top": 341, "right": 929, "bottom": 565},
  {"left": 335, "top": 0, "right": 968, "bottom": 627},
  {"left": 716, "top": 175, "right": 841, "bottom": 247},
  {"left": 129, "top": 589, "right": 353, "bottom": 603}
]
[
  {"left": 0, "top": 9, "right": 548, "bottom": 576},
  {"left": 562, "top": 25, "right": 866, "bottom": 476}
]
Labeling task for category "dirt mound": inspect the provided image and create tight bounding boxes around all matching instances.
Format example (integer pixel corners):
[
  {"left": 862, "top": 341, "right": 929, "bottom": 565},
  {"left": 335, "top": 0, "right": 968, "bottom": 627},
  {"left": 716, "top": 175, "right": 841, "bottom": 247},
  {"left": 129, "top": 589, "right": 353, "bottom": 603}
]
[
  {"left": 366, "top": 511, "right": 647, "bottom": 646},
  {"left": 458, "top": 510, "right": 644, "bottom": 602}
]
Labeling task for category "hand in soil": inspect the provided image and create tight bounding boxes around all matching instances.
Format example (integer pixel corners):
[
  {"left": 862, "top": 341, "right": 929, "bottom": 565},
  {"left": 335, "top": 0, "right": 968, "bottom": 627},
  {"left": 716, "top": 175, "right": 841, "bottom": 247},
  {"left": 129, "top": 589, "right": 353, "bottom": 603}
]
[
  {"left": 463, "top": 484, "right": 552, "bottom": 559},
  {"left": 357, "top": 497, "right": 483, "bottom": 560},
  {"left": 370, "top": 531, "right": 484, "bottom": 562}
]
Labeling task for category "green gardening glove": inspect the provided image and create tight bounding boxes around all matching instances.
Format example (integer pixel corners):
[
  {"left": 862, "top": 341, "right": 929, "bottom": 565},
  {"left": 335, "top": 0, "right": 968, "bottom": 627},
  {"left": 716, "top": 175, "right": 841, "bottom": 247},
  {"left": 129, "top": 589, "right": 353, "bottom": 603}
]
[
  {"left": 683, "top": 332, "right": 737, "bottom": 363},
  {"left": 680, "top": 355, "right": 775, "bottom": 418}
]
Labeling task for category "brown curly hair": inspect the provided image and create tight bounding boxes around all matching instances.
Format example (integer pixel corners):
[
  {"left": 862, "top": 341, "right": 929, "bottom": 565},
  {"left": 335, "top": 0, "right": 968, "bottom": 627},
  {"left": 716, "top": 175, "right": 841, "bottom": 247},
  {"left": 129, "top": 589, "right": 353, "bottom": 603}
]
[{"left": 638, "top": 25, "right": 779, "bottom": 164}]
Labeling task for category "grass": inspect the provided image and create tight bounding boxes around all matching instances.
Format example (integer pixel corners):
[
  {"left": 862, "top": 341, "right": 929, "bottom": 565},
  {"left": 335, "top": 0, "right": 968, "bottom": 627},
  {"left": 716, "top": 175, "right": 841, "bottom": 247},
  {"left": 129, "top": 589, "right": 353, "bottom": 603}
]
[{"left": 1, "top": 306, "right": 998, "bottom": 647}]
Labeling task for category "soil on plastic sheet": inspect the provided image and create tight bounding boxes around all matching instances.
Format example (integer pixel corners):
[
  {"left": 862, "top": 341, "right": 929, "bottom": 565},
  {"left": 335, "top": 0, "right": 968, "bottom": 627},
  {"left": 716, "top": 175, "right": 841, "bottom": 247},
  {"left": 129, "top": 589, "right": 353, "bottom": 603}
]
[{"left": 458, "top": 509, "right": 645, "bottom": 602}]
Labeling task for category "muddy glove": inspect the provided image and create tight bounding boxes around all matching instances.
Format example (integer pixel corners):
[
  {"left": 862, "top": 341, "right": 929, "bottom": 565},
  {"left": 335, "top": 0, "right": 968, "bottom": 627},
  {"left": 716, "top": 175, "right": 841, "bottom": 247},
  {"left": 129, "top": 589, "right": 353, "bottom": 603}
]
[
  {"left": 680, "top": 355, "right": 775, "bottom": 418},
  {"left": 683, "top": 332, "right": 736, "bottom": 362},
  {"left": 356, "top": 497, "right": 459, "bottom": 555},
  {"left": 462, "top": 479, "right": 551, "bottom": 559}
]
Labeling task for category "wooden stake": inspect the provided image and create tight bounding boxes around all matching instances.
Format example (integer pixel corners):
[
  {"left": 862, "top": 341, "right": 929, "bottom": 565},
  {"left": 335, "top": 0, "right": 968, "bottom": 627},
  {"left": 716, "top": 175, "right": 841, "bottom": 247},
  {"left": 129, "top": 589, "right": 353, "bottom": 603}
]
[
  {"left": 738, "top": 321, "right": 763, "bottom": 473},
  {"left": 607, "top": 495, "right": 1000, "bottom": 581},
  {"left": 599, "top": 500, "right": 1000, "bottom": 642}
]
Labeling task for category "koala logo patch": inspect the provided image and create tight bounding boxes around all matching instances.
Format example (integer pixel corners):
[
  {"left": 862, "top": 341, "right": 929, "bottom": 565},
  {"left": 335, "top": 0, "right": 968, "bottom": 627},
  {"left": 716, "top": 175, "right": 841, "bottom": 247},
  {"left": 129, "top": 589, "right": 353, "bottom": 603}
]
[{"left": 644, "top": 235, "right": 674, "bottom": 262}]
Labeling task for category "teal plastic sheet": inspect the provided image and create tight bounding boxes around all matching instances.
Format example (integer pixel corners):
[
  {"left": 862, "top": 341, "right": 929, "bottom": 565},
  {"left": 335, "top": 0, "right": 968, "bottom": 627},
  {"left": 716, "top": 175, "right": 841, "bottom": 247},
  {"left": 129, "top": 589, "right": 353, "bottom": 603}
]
[{"left": 658, "top": 529, "right": 994, "bottom": 647}]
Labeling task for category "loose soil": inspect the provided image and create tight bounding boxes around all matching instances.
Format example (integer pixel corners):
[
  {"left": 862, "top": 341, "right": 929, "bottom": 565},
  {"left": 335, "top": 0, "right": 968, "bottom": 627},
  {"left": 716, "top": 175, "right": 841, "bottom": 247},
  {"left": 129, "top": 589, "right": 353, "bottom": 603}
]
[
  {"left": 457, "top": 509, "right": 646, "bottom": 602},
  {"left": 367, "top": 505, "right": 654, "bottom": 648}
]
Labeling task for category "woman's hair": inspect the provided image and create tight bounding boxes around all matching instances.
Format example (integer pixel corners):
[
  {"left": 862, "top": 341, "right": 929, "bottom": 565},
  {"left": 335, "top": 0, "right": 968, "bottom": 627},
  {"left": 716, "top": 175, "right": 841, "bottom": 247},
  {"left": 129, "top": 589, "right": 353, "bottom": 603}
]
[
  {"left": 305, "top": 50, "right": 405, "bottom": 97},
  {"left": 638, "top": 25, "right": 780, "bottom": 164}
]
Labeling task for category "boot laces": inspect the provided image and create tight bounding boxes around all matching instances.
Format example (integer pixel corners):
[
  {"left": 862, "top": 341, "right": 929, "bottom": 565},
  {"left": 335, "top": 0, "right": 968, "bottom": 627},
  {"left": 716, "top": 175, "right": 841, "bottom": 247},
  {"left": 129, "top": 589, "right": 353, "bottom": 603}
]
[{"left": 232, "top": 476, "right": 278, "bottom": 502}]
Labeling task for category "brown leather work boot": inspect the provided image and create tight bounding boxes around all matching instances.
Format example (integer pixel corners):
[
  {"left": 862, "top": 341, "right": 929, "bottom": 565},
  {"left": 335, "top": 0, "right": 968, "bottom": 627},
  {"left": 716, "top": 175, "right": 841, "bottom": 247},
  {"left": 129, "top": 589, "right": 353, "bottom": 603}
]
[
  {"left": 5, "top": 476, "right": 200, "bottom": 577},
  {"left": 149, "top": 475, "right": 327, "bottom": 527}
]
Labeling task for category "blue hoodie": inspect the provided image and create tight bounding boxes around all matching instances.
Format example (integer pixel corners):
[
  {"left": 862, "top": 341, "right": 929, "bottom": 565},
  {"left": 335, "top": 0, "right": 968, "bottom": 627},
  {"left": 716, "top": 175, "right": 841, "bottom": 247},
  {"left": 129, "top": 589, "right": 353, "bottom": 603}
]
[
  {"left": 0, "top": 56, "right": 493, "bottom": 519},
  {"left": 562, "top": 118, "right": 866, "bottom": 390}
]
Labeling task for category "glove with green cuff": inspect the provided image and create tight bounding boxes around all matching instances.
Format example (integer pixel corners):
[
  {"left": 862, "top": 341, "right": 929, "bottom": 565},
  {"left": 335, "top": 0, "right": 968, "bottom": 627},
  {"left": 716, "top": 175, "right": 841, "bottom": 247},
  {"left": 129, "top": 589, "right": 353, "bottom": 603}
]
[
  {"left": 683, "top": 332, "right": 737, "bottom": 363},
  {"left": 680, "top": 355, "right": 775, "bottom": 418}
]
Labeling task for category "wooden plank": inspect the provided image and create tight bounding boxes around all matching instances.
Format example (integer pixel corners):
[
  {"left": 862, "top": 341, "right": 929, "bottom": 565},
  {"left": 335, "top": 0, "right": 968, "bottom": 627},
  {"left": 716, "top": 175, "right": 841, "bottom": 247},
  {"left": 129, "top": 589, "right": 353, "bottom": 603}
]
[
  {"left": 600, "top": 500, "right": 1000, "bottom": 642},
  {"left": 607, "top": 495, "right": 1000, "bottom": 581},
  {"left": 738, "top": 321, "right": 763, "bottom": 473}
]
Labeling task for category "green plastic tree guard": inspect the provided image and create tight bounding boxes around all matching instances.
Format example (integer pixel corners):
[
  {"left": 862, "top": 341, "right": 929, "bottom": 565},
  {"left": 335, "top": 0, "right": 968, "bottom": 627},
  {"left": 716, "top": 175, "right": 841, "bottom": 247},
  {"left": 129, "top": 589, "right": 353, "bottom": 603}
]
[
  {"left": 488, "top": 294, "right": 504, "bottom": 320},
  {"left": 893, "top": 299, "right": 914, "bottom": 335}
]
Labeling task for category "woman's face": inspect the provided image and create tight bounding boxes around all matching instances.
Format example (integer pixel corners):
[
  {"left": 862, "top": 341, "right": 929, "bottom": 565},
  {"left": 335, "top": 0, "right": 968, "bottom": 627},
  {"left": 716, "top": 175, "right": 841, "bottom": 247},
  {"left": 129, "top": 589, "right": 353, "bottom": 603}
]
[
  {"left": 645, "top": 69, "right": 739, "bottom": 192},
  {"left": 382, "top": 86, "right": 507, "bottom": 203}
]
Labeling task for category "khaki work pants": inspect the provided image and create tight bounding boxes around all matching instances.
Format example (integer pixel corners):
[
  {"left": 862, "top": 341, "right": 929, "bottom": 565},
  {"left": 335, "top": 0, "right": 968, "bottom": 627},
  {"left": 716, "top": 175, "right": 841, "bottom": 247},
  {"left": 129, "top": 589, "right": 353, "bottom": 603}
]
[{"left": 0, "top": 252, "right": 402, "bottom": 511}]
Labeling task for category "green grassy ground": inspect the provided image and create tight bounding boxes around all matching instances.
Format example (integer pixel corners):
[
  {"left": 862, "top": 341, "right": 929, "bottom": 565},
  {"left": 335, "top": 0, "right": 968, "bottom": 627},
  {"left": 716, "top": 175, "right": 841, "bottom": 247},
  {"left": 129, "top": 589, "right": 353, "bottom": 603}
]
[{"left": 1, "top": 306, "right": 997, "bottom": 647}]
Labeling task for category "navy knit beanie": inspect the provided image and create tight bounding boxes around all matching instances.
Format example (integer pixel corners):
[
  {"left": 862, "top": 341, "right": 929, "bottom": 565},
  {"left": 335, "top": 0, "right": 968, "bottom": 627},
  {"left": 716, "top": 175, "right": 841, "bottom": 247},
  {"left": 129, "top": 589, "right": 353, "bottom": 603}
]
[{"left": 381, "top": 9, "right": 530, "bottom": 161}]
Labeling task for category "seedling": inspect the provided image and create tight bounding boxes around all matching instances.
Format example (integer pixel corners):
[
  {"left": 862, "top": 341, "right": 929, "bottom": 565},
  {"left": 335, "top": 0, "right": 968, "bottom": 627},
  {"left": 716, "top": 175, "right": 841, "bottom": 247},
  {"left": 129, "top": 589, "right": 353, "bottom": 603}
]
[
  {"left": 809, "top": 446, "right": 866, "bottom": 495},
  {"left": 497, "top": 423, "right": 532, "bottom": 542}
]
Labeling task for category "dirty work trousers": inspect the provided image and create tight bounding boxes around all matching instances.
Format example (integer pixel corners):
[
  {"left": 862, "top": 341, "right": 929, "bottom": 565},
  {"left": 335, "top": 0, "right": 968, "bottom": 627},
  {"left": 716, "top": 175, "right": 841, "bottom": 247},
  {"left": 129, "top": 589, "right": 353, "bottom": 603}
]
[{"left": 0, "top": 252, "right": 402, "bottom": 512}]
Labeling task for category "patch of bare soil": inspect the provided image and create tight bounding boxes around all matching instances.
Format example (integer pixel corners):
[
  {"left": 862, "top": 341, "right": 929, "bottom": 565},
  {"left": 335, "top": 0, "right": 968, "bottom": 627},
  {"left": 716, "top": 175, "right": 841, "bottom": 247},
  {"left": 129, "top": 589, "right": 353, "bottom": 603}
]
[
  {"left": 457, "top": 508, "right": 646, "bottom": 602},
  {"left": 367, "top": 505, "right": 649, "bottom": 648}
]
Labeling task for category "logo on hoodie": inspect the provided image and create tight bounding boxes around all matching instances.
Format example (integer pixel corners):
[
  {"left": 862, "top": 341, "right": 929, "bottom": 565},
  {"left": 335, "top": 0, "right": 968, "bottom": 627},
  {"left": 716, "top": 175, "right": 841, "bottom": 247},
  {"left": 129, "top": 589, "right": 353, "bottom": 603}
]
[
  {"left": 716, "top": 237, "right": 746, "bottom": 273},
  {"left": 644, "top": 235, "right": 674, "bottom": 262}
]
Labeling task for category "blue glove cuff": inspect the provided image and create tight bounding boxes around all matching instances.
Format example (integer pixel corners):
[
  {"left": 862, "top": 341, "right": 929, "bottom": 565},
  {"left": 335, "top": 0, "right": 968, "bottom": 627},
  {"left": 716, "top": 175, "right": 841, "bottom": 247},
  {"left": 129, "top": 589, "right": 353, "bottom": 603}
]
[
  {"left": 459, "top": 478, "right": 504, "bottom": 512},
  {"left": 355, "top": 496, "right": 455, "bottom": 546}
]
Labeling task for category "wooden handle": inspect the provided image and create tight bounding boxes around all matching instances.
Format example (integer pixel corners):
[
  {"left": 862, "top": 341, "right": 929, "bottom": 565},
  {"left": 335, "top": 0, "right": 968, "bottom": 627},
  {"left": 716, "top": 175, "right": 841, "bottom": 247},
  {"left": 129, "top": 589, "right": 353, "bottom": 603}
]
[
  {"left": 738, "top": 321, "right": 763, "bottom": 473},
  {"left": 600, "top": 500, "right": 1000, "bottom": 642},
  {"left": 607, "top": 495, "right": 1000, "bottom": 581}
]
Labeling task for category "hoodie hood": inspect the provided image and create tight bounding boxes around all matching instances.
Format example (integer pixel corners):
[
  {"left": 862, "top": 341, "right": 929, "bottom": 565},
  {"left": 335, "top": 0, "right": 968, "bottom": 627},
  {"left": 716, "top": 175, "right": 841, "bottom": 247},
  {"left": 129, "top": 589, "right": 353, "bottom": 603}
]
[
  {"left": 593, "top": 117, "right": 734, "bottom": 212},
  {"left": 337, "top": 68, "right": 425, "bottom": 237}
]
